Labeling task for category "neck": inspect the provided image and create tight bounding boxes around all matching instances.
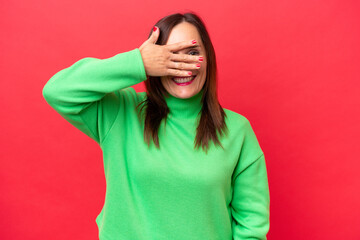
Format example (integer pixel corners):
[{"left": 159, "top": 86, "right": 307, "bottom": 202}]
[{"left": 163, "top": 89, "right": 204, "bottom": 119}]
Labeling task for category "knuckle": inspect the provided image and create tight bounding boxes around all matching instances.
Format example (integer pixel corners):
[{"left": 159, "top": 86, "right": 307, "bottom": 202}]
[
  {"left": 165, "top": 50, "right": 171, "bottom": 58},
  {"left": 165, "top": 59, "right": 171, "bottom": 67},
  {"left": 170, "top": 52, "right": 177, "bottom": 61}
]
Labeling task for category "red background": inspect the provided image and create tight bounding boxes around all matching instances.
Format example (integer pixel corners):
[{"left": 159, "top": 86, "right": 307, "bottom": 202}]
[{"left": 1, "top": 0, "right": 359, "bottom": 239}]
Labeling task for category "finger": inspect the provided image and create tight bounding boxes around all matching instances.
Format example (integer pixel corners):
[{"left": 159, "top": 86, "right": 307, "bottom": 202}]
[
  {"left": 167, "top": 61, "right": 200, "bottom": 71},
  {"left": 166, "top": 39, "right": 197, "bottom": 52},
  {"left": 148, "top": 26, "right": 160, "bottom": 44},
  {"left": 169, "top": 53, "right": 203, "bottom": 63},
  {"left": 166, "top": 69, "right": 194, "bottom": 77}
]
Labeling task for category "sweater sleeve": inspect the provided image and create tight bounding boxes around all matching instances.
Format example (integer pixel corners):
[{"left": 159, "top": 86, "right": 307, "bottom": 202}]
[
  {"left": 231, "top": 120, "right": 270, "bottom": 240},
  {"left": 42, "top": 48, "right": 147, "bottom": 145}
]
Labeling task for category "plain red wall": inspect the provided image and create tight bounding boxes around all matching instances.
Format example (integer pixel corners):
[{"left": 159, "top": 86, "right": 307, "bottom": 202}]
[{"left": 1, "top": 0, "right": 359, "bottom": 239}]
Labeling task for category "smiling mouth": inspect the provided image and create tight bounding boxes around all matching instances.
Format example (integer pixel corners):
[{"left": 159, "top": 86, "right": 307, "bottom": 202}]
[{"left": 171, "top": 75, "right": 197, "bottom": 84}]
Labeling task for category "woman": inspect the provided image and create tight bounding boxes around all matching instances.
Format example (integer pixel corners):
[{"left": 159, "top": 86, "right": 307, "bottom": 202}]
[{"left": 42, "top": 12, "right": 270, "bottom": 240}]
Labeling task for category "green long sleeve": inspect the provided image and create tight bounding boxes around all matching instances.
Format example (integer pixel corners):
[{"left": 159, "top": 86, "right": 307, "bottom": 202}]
[
  {"left": 231, "top": 153, "right": 270, "bottom": 239},
  {"left": 228, "top": 116, "right": 270, "bottom": 240},
  {"left": 42, "top": 48, "right": 147, "bottom": 144}
]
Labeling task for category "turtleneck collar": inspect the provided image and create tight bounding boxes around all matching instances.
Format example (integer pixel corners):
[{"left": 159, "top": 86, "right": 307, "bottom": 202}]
[{"left": 163, "top": 89, "right": 204, "bottom": 119}]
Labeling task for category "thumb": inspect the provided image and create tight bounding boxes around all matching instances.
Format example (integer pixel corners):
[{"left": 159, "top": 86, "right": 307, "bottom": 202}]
[{"left": 148, "top": 26, "right": 160, "bottom": 44}]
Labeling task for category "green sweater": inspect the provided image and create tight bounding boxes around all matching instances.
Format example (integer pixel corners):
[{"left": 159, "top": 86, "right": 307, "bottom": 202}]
[{"left": 42, "top": 48, "right": 270, "bottom": 240}]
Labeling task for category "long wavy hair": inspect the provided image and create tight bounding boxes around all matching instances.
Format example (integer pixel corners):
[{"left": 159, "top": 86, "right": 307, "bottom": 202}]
[{"left": 136, "top": 12, "right": 228, "bottom": 153}]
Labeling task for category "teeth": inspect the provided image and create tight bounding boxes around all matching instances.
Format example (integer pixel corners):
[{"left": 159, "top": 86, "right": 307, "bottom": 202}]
[{"left": 172, "top": 76, "right": 196, "bottom": 83}]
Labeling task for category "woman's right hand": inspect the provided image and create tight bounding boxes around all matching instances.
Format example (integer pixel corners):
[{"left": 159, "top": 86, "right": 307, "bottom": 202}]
[{"left": 139, "top": 26, "right": 203, "bottom": 77}]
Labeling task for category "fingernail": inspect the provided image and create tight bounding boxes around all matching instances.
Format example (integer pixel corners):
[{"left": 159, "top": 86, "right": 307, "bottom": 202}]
[
  {"left": 188, "top": 71, "right": 192, "bottom": 75},
  {"left": 199, "top": 57, "right": 203, "bottom": 62},
  {"left": 196, "top": 64, "right": 201, "bottom": 68},
  {"left": 192, "top": 40, "right": 197, "bottom": 44},
  {"left": 153, "top": 26, "right": 157, "bottom": 32}
]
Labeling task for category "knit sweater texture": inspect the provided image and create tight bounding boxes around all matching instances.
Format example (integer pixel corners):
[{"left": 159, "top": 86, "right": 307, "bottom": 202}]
[{"left": 42, "top": 48, "right": 270, "bottom": 240}]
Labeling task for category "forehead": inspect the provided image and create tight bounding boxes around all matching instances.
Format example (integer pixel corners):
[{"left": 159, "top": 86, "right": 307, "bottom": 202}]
[{"left": 166, "top": 22, "right": 202, "bottom": 45}]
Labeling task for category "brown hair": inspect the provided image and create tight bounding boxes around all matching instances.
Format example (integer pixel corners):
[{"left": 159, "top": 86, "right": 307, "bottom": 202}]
[{"left": 136, "top": 12, "right": 228, "bottom": 153}]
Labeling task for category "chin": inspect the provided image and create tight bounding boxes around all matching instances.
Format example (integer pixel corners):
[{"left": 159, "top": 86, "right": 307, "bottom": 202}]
[
  {"left": 170, "top": 89, "right": 199, "bottom": 99},
  {"left": 173, "top": 93, "right": 193, "bottom": 99}
]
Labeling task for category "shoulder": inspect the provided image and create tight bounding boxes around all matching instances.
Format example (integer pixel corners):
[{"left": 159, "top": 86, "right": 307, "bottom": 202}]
[
  {"left": 223, "top": 107, "right": 264, "bottom": 154},
  {"left": 114, "top": 87, "right": 147, "bottom": 105},
  {"left": 223, "top": 107, "right": 251, "bottom": 130}
]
